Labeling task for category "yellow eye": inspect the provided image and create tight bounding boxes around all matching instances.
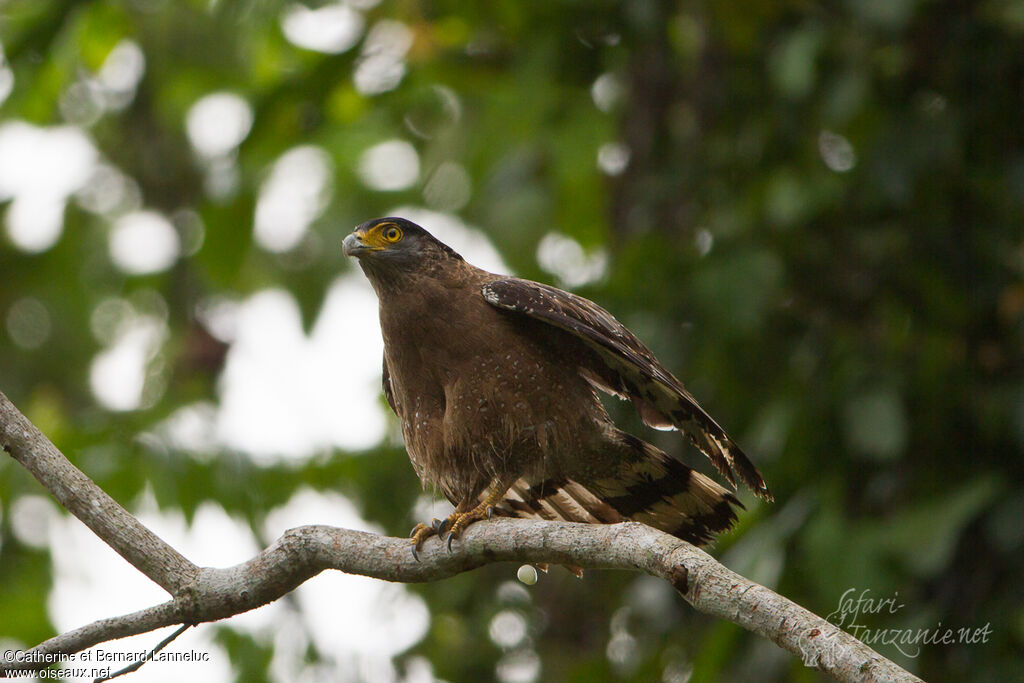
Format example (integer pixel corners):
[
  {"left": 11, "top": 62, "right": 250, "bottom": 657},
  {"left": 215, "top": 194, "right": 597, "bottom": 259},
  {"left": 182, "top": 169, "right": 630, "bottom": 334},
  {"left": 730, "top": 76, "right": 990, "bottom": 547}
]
[{"left": 383, "top": 225, "right": 402, "bottom": 242}]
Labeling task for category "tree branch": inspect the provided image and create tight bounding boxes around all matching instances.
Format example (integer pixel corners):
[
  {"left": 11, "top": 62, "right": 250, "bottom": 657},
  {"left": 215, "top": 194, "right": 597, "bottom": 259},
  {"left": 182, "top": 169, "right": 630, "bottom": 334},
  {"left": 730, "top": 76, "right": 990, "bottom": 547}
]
[
  {"left": 95, "top": 624, "right": 193, "bottom": 681},
  {"left": 0, "top": 392, "right": 197, "bottom": 595},
  {"left": 0, "top": 390, "right": 922, "bottom": 682}
]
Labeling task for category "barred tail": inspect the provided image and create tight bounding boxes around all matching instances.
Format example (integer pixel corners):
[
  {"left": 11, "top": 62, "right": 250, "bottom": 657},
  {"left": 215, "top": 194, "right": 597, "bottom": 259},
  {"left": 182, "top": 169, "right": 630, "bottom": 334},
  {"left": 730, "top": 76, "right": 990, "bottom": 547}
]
[{"left": 493, "top": 432, "right": 742, "bottom": 546}]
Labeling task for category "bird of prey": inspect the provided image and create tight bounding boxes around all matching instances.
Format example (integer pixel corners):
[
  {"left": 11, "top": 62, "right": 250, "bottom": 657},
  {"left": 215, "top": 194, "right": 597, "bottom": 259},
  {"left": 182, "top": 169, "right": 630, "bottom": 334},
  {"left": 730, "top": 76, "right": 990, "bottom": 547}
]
[{"left": 343, "top": 217, "right": 771, "bottom": 557}]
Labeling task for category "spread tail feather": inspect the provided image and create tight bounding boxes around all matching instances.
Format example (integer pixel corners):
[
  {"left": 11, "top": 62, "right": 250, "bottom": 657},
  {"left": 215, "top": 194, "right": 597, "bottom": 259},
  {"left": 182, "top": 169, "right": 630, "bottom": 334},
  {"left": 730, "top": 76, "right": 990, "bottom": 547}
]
[{"left": 492, "top": 434, "right": 741, "bottom": 546}]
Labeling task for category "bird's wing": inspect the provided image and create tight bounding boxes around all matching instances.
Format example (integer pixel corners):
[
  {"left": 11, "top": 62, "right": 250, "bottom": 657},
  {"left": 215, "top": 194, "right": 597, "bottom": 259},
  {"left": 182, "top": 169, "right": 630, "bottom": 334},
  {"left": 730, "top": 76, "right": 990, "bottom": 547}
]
[
  {"left": 482, "top": 278, "right": 772, "bottom": 501},
  {"left": 382, "top": 354, "right": 398, "bottom": 416}
]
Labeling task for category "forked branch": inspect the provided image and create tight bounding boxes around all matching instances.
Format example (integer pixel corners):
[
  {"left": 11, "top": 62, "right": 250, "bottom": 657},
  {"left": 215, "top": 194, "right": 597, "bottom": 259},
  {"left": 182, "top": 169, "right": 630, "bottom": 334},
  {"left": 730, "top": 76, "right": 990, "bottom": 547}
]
[{"left": 0, "top": 391, "right": 921, "bottom": 683}]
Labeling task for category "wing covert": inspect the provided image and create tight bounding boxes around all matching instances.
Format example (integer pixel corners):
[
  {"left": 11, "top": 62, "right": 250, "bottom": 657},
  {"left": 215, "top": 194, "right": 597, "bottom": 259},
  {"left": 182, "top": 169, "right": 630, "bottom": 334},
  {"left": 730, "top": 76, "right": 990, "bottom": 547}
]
[{"left": 482, "top": 278, "right": 772, "bottom": 501}]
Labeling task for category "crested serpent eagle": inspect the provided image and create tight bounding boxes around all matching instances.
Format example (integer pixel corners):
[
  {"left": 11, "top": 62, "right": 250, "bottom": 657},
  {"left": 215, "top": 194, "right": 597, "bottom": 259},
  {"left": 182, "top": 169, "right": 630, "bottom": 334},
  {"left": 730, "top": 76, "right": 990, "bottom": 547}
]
[{"left": 343, "top": 217, "right": 772, "bottom": 558}]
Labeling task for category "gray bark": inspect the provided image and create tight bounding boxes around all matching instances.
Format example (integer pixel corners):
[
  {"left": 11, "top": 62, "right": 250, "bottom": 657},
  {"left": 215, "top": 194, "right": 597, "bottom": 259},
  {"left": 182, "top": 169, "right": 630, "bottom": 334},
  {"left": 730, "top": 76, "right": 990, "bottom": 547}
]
[{"left": 0, "top": 390, "right": 922, "bottom": 682}]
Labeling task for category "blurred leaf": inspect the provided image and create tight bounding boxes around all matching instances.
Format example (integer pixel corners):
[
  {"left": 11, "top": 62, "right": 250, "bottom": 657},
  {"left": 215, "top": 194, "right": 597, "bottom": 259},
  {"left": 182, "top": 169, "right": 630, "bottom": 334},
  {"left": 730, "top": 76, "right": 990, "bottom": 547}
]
[
  {"left": 691, "top": 248, "right": 785, "bottom": 335},
  {"left": 842, "top": 388, "right": 908, "bottom": 461},
  {"left": 873, "top": 476, "right": 1001, "bottom": 577},
  {"left": 768, "top": 25, "right": 823, "bottom": 99}
]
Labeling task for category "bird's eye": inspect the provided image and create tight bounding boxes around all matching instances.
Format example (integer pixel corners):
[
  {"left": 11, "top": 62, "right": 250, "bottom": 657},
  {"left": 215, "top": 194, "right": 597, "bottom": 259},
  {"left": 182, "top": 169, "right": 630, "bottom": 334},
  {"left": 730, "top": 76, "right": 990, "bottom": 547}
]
[{"left": 383, "top": 226, "right": 402, "bottom": 242}]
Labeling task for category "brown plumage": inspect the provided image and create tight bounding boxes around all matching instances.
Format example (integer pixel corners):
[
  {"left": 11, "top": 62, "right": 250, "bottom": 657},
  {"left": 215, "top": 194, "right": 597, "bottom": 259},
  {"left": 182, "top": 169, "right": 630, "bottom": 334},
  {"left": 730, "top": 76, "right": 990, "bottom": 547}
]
[{"left": 343, "top": 217, "right": 772, "bottom": 555}]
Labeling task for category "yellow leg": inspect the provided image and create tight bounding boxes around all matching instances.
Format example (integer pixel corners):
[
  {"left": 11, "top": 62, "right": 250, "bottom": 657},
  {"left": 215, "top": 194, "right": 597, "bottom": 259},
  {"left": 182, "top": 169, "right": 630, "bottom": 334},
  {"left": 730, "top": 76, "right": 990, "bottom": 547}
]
[
  {"left": 443, "top": 486, "right": 507, "bottom": 550},
  {"left": 408, "top": 484, "right": 509, "bottom": 558}
]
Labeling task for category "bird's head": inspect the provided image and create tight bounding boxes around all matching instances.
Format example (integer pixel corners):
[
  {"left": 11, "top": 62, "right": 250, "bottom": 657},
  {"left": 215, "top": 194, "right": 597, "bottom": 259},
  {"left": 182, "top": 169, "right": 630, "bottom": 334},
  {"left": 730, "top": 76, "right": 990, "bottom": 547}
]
[{"left": 343, "top": 217, "right": 463, "bottom": 284}]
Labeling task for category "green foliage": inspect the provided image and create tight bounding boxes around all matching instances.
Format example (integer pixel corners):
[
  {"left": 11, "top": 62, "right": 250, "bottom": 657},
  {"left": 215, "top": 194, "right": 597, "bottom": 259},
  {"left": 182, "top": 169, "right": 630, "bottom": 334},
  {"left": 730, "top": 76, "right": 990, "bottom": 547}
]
[{"left": 1, "top": 1, "right": 1022, "bottom": 681}]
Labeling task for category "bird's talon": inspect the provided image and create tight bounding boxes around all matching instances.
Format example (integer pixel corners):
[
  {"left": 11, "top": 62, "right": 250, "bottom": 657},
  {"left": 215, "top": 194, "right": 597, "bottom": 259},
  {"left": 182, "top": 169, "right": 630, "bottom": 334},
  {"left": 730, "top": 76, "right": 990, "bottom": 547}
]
[
  {"left": 486, "top": 505, "right": 495, "bottom": 520},
  {"left": 446, "top": 532, "right": 456, "bottom": 552},
  {"left": 409, "top": 522, "right": 436, "bottom": 561},
  {"left": 409, "top": 522, "right": 434, "bottom": 539}
]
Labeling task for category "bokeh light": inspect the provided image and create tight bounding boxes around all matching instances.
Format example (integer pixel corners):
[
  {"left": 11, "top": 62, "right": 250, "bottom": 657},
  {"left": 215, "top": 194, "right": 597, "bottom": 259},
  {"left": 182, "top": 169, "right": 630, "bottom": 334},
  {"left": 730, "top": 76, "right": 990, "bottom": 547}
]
[
  {"left": 95, "top": 40, "right": 146, "bottom": 110},
  {"left": 186, "top": 92, "right": 254, "bottom": 159},
  {"left": 489, "top": 610, "right": 528, "bottom": 650},
  {"left": 536, "top": 232, "right": 608, "bottom": 287},
  {"left": 281, "top": 2, "right": 365, "bottom": 54},
  {"left": 215, "top": 278, "right": 386, "bottom": 461},
  {"left": 818, "top": 130, "right": 857, "bottom": 172},
  {"left": 0, "top": 42, "right": 13, "bottom": 106},
  {"left": 108, "top": 210, "right": 181, "bottom": 274},
  {"left": 89, "top": 312, "right": 167, "bottom": 412},
  {"left": 423, "top": 161, "right": 472, "bottom": 210},
  {"left": 354, "top": 20, "right": 413, "bottom": 95},
  {"left": 358, "top": 139, "right": 420, "bottom": 191},
  {"left": 5, "top": 297, "right": 52, "bottom": 350},
  {"left": 254, "top": 145, "right": 333, "bottom": 252},
  {"left": 597, "top": 142, "right": 630, "bottom": 176},
  {"left": 0, "top": 122, "right": 97, "bottom": 252}
]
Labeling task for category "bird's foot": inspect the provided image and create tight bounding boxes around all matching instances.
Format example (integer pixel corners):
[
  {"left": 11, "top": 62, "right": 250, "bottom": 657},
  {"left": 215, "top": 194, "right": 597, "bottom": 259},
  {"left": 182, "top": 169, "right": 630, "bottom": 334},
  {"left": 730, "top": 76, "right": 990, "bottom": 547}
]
[
  {"left": 409, "top": 485, "right": 507, "bottom": 558},
  {"left": 408, "top": 523, "right": 433, "bottom": 561},
  {"left": 441, "top": 503, "right": 495, "bottom": 552},
  {"left": 408, "top": 517, "right": 453, "bottom": 560}
]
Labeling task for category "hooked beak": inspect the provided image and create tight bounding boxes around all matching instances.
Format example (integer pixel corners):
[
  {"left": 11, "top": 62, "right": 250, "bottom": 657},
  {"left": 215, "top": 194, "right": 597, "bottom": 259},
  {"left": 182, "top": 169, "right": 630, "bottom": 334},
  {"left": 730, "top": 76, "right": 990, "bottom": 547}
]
[{"left": 342, "top": 232, "right": 373, "bottom": 258}]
